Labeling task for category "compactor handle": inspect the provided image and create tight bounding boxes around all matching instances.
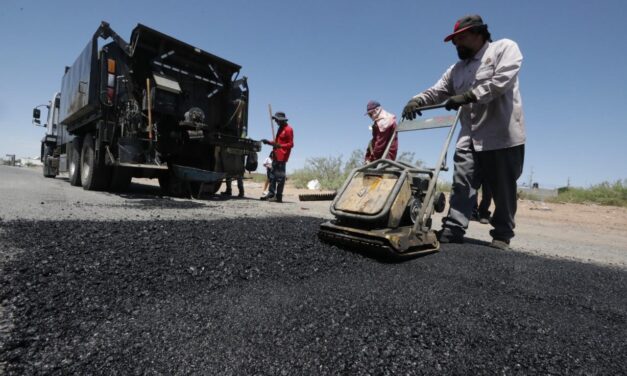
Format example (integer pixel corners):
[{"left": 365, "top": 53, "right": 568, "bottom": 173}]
[
  {"left": 400, "top": 103, "right": 448, "bottom": 122},
  {"left": 415, "top": 103, "right": 448, "bottom": 112}
]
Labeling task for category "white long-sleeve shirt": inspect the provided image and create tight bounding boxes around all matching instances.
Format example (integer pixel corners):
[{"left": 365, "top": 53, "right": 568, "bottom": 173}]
[{"left": 415, "top": 39, "right": 526, "bottom": 151}]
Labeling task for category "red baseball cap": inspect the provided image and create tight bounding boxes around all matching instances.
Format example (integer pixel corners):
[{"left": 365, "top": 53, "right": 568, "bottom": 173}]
[{"left": 444, "top": 15, "right": 486, "bottom": 42}]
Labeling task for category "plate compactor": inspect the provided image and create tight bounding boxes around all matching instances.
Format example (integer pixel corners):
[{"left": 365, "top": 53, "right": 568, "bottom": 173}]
[{"left": 318, "top": 104, "right": 460, "bottom": 259}]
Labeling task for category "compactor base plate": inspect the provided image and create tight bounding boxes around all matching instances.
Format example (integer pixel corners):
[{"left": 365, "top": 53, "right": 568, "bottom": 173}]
[{"left": 318, "top": 221, "right": 439, "bottom": 260}]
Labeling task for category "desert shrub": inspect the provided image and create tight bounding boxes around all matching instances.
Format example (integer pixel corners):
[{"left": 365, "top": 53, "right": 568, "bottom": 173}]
[
  {"left": 290, "top": 155, "right": 344, "bottom": 189},
  {"left": 546, "top": 179, "right": 627, "bottom": 207},
  {"left": 437, "top": 181, "right": 452, "bottom": 193},
  {"left": 518, "top": 191, "right": 542, "bottom": 201},
  {"left": 247, "top": 172, "right": 267, "bottom": 184},
  {"left": 290, "top": 149, "right": 436, "bottom": 190}
]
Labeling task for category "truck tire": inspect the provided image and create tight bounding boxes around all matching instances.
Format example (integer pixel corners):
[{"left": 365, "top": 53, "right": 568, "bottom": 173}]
[
  {"left": 109, "top": 166, "right": 132, "bottom": 192},
  {"left": 157, "top": 174, "right": 171, "bottom": 196},
  {"left": 158, "top": 173, "right": 188, "bottom": 198},
  {"left": 42, "top": 145, "right": 57, "bottom": 178},
  {"left": 205, "top": 181, "right": 222, "bottom": 196},
  {"left": 68, "top": 138, "right": 82, "bottom": 186},
  {"left": 80, "top": 133, "right": 110, "bottom": 191}
]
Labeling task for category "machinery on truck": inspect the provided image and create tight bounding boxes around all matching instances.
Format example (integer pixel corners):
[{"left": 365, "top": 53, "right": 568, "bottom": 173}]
[{"left": 32, "top": 21, "right": 260, "bottom": 196}]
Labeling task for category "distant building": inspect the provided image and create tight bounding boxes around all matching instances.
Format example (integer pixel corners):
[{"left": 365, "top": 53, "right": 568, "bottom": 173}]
[
  {"left": 4, "top": 154, "right": 16, "bottom": 166},
  {"left": 22, "top": 156, "right": 44, "bottom": 167}
]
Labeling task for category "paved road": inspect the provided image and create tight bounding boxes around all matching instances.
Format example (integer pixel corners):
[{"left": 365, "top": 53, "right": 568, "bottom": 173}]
[{"left": 1, "top": 166, "right": 626, "bottom": 375}]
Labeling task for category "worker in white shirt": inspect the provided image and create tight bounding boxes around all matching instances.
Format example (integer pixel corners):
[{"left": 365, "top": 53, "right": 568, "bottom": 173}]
[
  {"left": 402, "top": 14, "right": 526, "bottom": 250},
  {"left": 261, "top": 152, "right": 273, "bottom": 197}
]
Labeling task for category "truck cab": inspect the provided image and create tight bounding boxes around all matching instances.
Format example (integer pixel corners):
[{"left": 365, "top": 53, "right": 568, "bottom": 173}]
[{"left": 32, "top": 92, "right": 69, "bottom": 178}]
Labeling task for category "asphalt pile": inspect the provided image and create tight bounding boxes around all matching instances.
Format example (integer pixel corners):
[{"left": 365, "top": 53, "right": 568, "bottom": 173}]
[{"left": 1, "top": 217, "right": 625, "bottom": 375}]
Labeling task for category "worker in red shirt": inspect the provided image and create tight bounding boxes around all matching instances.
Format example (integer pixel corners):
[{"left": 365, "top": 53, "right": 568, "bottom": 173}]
[
  {"left": 364, "top": 100, "right": 398, "bottom": 163},
  {"left": 261, "top": 111, "right": 294, "bottom": 203}
]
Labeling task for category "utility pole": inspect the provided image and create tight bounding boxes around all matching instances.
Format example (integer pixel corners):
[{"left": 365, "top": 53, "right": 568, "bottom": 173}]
[{"left": 528, "top": 166, "right": 534, "bottom": 188}]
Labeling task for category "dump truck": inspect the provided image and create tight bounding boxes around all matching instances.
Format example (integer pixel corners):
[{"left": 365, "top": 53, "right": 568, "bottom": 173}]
[{"left": 32, "top": 21, "right": 260, "bottom": 197}]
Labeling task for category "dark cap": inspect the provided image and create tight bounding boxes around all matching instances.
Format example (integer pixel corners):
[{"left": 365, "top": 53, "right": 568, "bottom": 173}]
[
  {"left": 444, "top": 15, "right": 487, "bottom": 42},
  {"left": 272, "top": 111, "right": 288, "bottom": 122},
  {"left": 365, "top": 100, "right": 381, "bottom": 115}
]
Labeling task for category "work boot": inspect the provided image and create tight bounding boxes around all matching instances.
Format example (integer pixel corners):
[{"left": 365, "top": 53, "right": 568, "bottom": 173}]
[
  {"left": 260, "top": 193, "right": 274, "bottom": 201},
  {"left": 436, "top": 228, "right": 464, "bottom": 244},
  {"left": 489, "top": 238, "right": 510, "bottom": 250}
]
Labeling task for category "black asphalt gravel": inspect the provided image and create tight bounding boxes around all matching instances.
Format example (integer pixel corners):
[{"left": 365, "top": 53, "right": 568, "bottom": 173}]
[{"left": 1, "top": 217, "right": 625, "bottom": 375}]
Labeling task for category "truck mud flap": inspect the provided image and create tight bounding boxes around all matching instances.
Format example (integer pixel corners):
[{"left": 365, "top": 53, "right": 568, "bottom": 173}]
[{"left": 171, "top": 164, "right": 224, "bottom": 183}]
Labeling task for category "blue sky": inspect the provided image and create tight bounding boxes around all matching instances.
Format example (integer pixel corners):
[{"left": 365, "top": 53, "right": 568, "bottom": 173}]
[{"left": 1, "top": 0, "right": 626, "bottom": 188}]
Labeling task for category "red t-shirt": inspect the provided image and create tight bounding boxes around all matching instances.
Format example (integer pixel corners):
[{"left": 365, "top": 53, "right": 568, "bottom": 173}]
[{"left": 273, "top": 124, "right": 294, "bottom": 162}]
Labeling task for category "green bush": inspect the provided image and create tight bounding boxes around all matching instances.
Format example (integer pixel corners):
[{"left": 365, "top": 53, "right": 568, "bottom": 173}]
[
  {"left": 290, "top": 155, "right": 345, "bottom": 189},
  {"left": 291, "top": 150, "right": 373, "bottom": 190},
  {"left": 289, "top": 149, "right": 441, "bottom": 191},
  {"left": 436, "top": 181, "right": 452, "bottom": 193},
  {"left": 397, "top": 151, "right": 424, "bottom": 167},
  {"left": 518, "top": 191, "right": 542, "bottom": 202},
  {"left": 547, "top": 179, "right": 627, "bottom": 207}
]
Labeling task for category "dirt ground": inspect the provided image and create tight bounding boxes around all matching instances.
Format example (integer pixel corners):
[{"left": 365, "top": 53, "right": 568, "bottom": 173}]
[
  {"left": 240, "top": 179, "right": 627, "bottom": 269},
  {"left": 12, "top": 166, "right": 627, "bottom": 268},
  {"left": 244, "top": 178, "right": 627, "bottom": 233}
]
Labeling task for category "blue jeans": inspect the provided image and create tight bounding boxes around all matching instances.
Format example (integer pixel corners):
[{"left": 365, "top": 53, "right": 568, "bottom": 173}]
[
  {"left": 268, "top": 161, "right": 286, "bottom": 199},
  {"left": 225, "top": 176, "right": 244, "bottom": 195}
]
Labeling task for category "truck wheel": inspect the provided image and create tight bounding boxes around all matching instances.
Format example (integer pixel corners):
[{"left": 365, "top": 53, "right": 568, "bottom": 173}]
[
  {"left": 205, "top": 181, "right": 222, "bottom": 195},
  {"left": 42, "top": 145, "right": 57, "bottom": 178},
  {"left": 110, "top": 166, "right": 132, "bottom": 192},
  {"left": 68, "top": 138, "right": 82, "bottom": 186},
  {"left": 80, "top": 133, "right": 110, "bottom": 191},
  {"left": 157, "top": 174, "right": 170, "bottom": 195},
  {"left": 158, "top": 173, "right": 188, "bottom": 198}
]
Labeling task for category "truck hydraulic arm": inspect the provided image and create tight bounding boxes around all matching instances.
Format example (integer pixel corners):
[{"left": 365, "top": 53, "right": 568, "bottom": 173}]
[{"left": 95, "top": 21, "right": 134, "bottom": 57}]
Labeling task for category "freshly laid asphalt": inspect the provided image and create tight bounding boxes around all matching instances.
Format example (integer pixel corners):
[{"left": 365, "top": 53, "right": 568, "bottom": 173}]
[{"left": 1, "top": 216, "right": 625, "bottom": 375}]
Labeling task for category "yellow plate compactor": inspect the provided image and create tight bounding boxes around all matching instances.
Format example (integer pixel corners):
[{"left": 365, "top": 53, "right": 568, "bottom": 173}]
[{"left": 318, "top": 104, "right": 460, "bottom": 259}]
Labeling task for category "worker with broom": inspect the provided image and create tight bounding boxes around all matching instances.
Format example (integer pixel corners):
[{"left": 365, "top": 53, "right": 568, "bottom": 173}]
[
  {"left": 260, "top": 111, "right": 294, "bottom": 203},
  {"left": 364, "top": 100, "right": 398, "bottom": 163}
]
